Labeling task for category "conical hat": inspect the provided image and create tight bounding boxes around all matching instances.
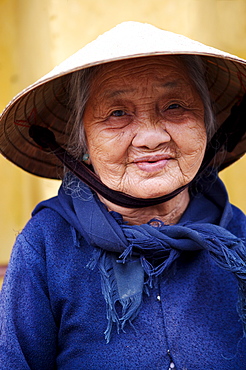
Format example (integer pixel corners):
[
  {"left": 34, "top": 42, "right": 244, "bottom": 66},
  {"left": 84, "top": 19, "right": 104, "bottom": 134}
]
[{"left": 0, "top": 21, "right": 246, "bottom": 179}]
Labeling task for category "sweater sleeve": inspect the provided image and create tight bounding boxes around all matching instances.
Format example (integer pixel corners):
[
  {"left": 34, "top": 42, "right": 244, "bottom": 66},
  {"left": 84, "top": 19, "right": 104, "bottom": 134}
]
[{"left": 0, "top": 233, "right": 57, "bottom": 370}]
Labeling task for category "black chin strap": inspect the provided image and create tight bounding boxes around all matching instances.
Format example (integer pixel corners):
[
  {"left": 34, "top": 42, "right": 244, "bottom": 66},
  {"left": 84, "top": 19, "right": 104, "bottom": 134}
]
[{"left": 29, "top": 95, "right": 246, "bottom": 208}]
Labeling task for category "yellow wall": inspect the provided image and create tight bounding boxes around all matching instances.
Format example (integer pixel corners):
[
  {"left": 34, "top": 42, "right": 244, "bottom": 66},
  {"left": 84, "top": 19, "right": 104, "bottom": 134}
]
[{"left": 1, "top": 0, "right": 246, "bottom": 277}]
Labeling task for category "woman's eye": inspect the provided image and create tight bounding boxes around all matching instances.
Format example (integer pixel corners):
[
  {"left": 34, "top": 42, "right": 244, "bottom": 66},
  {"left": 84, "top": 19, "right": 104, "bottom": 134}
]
[
  {"left": 111, "top": 110, "right": 126, "bottom": 117},
  {"left": 167, "top": 103, "right": 181, "bottom": 110}
]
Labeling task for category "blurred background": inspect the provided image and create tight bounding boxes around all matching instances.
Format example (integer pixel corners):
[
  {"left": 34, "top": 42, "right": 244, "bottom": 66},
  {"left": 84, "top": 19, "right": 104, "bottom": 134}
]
[{"left": 1, "top": 0, "right": 246, "bottom": 283}]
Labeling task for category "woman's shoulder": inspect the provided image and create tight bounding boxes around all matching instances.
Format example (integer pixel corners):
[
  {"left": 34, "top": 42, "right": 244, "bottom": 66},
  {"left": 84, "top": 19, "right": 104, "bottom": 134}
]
[
  {"left": 24, "top": 206, "right": 71, "bottom": 241},
  {"left": 228, "top": 204, "right": 246, "bottom": 237},
  {"left": 18, "top": 205, "right": 85, "bottom": 260},
  {"left": 12, "top": 203, "right": 92, "bottom": 278}
]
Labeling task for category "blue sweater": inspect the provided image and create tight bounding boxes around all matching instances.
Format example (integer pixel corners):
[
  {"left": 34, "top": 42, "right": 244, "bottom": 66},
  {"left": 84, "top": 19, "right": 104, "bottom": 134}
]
[{"left": 1, "top": 182, "right": 246, "bottom": 369}]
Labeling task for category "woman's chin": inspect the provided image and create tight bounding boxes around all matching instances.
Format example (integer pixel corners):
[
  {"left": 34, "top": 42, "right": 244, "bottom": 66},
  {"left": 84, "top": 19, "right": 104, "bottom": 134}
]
[
  {"left": 123, "top": 186, "right": 175, "bottom": 200},
  {"left": 100, "top": 175, "right": 184, "bottom": 200}
]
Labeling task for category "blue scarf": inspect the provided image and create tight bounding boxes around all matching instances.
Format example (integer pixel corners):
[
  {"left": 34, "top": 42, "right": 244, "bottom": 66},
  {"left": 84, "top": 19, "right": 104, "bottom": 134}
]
[{"left": 35, "top": 173, "right": 246, "bottom": 342}]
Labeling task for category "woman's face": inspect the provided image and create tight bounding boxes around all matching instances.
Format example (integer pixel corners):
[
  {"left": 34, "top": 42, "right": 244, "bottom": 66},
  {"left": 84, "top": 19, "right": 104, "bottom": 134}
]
[{"left": 83, "top": 56, "right": 207, "bottom": 199}]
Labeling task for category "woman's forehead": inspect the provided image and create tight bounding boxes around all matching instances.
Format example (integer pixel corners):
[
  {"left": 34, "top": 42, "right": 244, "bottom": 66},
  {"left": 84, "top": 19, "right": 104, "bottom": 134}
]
[
  {"left": 94, "top": 55, "right": 187, "bottom": 75},
  {"left": 89, "top": 55, "right": 192, "bottom": 92}
]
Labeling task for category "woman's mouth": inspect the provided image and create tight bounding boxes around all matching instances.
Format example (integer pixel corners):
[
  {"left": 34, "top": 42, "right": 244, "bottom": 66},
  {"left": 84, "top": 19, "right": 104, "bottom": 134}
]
[{"left": 133, "top": 155, "right": 171, "bottom": 173}]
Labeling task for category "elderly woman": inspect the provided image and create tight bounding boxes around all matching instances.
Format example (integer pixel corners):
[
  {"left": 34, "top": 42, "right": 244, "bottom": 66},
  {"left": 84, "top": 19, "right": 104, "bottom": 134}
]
[{"left": 0, "top": 22, "right": 246, "bottom": 369}]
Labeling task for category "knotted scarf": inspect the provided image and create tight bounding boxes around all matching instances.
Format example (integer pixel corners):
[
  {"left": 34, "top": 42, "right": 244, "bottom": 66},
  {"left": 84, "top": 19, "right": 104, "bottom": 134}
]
[{"left": 34, "top": 173, "right": 246, "bottom": 343}]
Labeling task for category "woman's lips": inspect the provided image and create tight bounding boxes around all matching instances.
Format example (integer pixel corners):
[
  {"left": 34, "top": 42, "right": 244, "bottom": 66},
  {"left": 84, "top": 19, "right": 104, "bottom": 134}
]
[{"left": 133, "top": 155, "right": 171, "bottom": 173}]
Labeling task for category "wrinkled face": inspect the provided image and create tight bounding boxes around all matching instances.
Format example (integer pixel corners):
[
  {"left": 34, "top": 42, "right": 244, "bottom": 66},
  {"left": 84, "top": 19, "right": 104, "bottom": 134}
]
[{"left": 83, "top": 56, "right": 207, "bottom": 199}]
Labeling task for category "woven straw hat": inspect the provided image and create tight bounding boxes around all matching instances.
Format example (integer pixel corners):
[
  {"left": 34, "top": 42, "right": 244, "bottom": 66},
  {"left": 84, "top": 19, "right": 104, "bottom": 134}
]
[{"left": 0, "top": 21, "right": 246, "bottom": 180}]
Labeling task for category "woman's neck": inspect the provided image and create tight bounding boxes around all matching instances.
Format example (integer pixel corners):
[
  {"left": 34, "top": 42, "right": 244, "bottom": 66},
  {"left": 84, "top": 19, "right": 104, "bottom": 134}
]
[{"left": 98, "top": 189, "right": 190, "bottom": 225}]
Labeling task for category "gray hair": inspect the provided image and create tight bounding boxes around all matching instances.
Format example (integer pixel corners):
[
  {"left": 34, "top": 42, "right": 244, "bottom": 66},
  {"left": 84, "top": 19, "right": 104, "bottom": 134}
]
[{"left": 66, "top": 55, "right": 216, "bottom": 160}]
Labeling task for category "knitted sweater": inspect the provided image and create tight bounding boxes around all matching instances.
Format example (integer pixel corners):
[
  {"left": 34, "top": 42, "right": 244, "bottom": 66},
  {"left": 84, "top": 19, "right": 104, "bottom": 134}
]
[{"left": 0, "top": 181, "right": 246, "bottom": 369}]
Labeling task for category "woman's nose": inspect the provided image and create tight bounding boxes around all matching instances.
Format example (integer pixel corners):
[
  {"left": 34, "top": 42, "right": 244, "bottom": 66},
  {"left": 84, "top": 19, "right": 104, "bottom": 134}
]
[{"left": 131, "top": 121, "right": 171, "bottom": 150}]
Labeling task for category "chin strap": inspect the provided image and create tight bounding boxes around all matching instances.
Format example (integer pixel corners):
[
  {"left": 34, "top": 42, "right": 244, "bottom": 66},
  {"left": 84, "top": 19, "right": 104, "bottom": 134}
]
[{"left": 29, "top": 95, "right": 246, "bottom": 208}]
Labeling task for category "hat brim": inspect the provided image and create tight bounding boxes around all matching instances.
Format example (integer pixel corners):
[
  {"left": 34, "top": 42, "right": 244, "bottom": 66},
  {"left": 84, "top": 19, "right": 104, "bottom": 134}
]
[{"left": 0, "top": 22, "right": 246, "bottom": 179}]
